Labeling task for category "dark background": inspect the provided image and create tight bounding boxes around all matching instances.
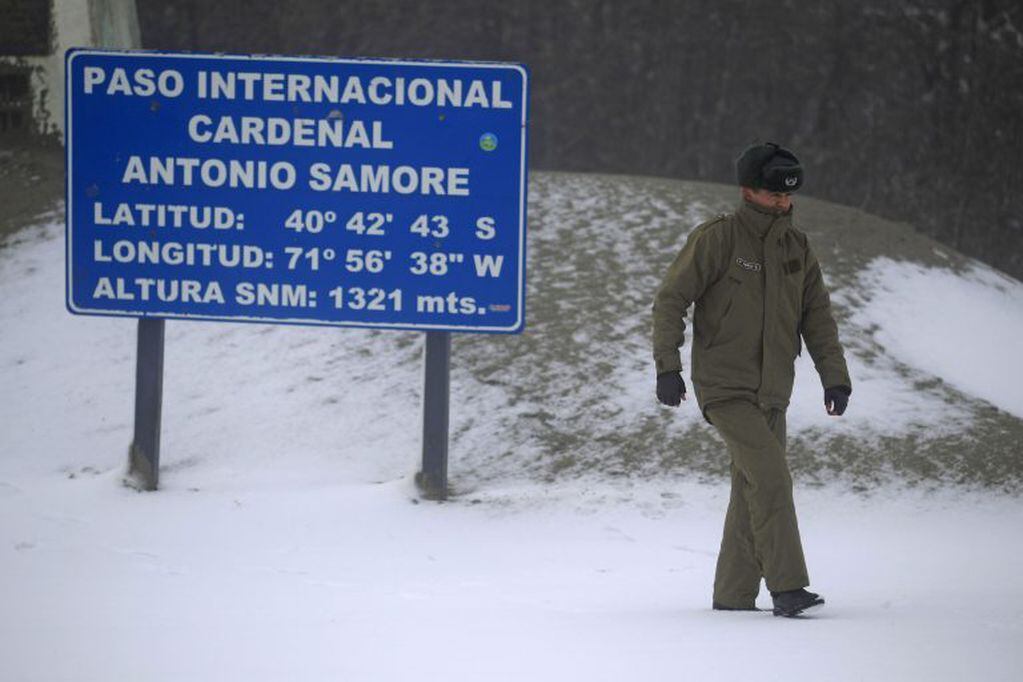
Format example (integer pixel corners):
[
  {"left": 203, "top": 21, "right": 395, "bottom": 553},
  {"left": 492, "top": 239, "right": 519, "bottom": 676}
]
[
  {"left": 136, "top": 0, "right": 1023, "bottom": 278},
  {"left": 0, "top": 0, "right": 52, "bottom": 55}
]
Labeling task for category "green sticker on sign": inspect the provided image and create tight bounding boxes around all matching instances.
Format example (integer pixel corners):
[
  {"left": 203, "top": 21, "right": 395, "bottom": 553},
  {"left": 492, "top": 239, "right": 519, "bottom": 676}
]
[{"left": 479, "top": 132, "right": 498, "bottom": 151}]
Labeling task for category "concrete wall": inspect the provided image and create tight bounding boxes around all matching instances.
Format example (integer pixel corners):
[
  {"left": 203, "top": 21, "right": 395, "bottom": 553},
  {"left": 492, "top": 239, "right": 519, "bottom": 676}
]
[{"left": 1, "top": 0, "right": 140, "bottom": 141}]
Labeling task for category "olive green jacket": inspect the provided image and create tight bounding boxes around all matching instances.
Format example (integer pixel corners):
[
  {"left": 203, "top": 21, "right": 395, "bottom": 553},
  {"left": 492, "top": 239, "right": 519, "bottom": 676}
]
[{"left": 652, "top": 200, "right": 851, "bottom": 411}]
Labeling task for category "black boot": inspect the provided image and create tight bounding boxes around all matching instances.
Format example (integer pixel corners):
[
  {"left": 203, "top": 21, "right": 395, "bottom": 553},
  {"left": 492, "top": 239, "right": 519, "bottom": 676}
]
[{"left": 771, "top": 588, "right": 824, "bottom": 617}]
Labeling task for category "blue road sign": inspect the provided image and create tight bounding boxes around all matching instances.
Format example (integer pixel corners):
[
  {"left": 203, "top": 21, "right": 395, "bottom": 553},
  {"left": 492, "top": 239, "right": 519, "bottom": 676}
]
[{"left": 66, "top": 50, "right": 528, "bottom": 333}]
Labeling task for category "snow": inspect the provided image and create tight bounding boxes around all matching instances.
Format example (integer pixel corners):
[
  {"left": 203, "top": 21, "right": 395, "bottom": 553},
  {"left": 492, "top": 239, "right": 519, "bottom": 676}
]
[
  {"left": 2, "top": 187, "right": 1023, "bottom": 680},
  {"left": 787, "top": 338, "right": 974, "bottom": 439},
  {"left": 0, "top": 217, "right": 422, "bottom": 489},
  {"left": 3, "top": 475, "right": 1022, "bottom": 681},
  {"left": 850, "top": 257, "right": 1023, "bottom": 420}
]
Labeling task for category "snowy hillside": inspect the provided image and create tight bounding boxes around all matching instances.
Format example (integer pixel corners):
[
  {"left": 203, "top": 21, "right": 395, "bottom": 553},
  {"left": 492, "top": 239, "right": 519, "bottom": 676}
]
[
  {"left": 3, "top": 172, "right": 1020, "bottom": 495},
  {"left": 2, "top": 172, "right": 1022, "bottom": 681}
]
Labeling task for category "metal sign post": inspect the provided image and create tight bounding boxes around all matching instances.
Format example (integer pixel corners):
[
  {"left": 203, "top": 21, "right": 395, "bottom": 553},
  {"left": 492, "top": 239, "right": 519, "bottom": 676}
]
[
  {"left": 127, "top": 317, "right": 164, "bottom": 490},
  {"left": 417, "top": 330, "right": 451, "bottom": 499},
  {"left": 65, "top": 50, "right": 528, "bottom": 494}
]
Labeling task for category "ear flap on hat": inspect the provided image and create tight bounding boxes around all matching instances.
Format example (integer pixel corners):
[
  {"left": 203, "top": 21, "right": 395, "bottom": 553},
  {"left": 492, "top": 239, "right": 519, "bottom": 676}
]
[{"left": 736, "top": 143, "right": 778, "bottom": 188}]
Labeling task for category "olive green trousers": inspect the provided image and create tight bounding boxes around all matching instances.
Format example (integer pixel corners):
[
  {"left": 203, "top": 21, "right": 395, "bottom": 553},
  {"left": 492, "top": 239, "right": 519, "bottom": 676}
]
[{"left": 706, "top": 399, "right": 809, "bottom": 607}]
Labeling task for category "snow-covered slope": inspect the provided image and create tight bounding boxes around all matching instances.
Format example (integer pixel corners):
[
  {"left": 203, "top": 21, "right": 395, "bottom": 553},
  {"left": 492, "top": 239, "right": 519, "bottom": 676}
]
[
  {"left": 2, "top": 172, "right": 1022, "bottom": 681},
  {"left": 2, "top": 173, "right": 1020, "bottom": 495}
]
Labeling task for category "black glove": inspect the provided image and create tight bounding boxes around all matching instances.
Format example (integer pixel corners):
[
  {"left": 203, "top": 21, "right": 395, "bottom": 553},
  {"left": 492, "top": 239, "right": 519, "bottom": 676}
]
[
  {"left": 656, "top": 371, "right": 687, "bottom": 407},
  {"left": 824, "top": 385, "right": 851, "bottom": 416}
]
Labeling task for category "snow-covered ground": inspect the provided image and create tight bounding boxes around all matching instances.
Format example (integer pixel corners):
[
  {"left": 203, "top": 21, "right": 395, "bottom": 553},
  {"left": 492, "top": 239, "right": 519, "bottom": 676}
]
[
  {"left": 2, "top": 175, "right": 1023, "bottom": 680},
  {"left": 4, "top": 474, "right": 1022, "bottom": 682}
]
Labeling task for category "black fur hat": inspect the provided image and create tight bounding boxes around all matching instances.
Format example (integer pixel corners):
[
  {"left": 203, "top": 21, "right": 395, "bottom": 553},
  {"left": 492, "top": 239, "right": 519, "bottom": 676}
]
[{"left": 735, "top": 142, "right": 803, "bottom": 192}]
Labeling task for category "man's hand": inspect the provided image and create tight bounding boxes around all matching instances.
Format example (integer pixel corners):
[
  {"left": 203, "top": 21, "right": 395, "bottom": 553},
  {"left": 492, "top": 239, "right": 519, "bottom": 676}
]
[
  {"left": 656, "top": 371, "right": 687, "bottom": 407},
  {"left": 824, "top": 386, "right": 851, "bottom": 416}
]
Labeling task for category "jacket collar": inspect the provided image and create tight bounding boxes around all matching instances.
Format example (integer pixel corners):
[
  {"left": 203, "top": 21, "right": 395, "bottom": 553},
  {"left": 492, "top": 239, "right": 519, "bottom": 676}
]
[{"left": 736, "top": 200, "right": 793, "bottom": 239}]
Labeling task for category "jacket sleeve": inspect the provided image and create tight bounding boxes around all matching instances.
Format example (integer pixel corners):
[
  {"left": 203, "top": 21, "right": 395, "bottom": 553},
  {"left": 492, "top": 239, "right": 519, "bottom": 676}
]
[
  {"left": 651, "top": 224, "right": 729, "bottom": 375},
  {"left": 800, "top": 243, "right": 852, "bottom": 391}
]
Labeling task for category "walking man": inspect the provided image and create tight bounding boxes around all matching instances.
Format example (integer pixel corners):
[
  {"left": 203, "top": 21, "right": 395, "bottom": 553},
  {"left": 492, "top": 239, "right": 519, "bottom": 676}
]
[{"left": 651, "top": 142, "right": 852, "bottom": 617}]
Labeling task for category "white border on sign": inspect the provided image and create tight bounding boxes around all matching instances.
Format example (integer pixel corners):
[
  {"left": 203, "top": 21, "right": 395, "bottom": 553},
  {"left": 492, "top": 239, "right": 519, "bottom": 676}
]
[{"left": 65, "top": 49, "right": 528, "bottom": 334}]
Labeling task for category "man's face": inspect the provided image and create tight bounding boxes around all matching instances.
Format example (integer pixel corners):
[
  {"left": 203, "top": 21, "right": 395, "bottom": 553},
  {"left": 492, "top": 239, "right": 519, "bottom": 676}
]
[{"left": 742, "top": 187, "right": 792, "bottom": 214}]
